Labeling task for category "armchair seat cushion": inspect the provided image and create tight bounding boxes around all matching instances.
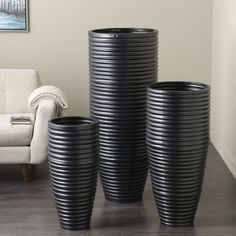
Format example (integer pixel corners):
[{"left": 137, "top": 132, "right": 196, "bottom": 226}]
[{"left": 0, "top": 113, "right": 35, "bottom": 146}]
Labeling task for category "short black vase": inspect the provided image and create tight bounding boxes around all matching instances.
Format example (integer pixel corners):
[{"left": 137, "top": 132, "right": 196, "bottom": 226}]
[
  {"left": 89, "top": 28, "right": 158, "bottom": 203},
  {"left": 147, "top": 82, "right": 210, "bottom": 226},
  {"left": 48, "top": 117, "right": 99, "bottom": 230}
]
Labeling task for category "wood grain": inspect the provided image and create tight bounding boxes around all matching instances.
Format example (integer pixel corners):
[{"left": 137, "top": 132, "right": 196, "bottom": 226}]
[{"left": 0, "top": 144, "right": 235, "bottom": 236}]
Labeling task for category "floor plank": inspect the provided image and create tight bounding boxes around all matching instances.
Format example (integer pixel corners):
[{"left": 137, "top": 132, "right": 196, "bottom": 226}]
[{"left": 0, "top": 144, "right": 235, "bottom": 236}]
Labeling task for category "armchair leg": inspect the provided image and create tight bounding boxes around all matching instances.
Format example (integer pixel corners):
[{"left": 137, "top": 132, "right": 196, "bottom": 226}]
[{"left": 19, "top": 164, "right": 29, "bottom": 182}]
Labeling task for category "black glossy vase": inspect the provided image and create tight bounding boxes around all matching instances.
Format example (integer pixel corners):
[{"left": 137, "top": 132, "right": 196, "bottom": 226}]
[
  {"left": 48, "top": 117, "right": 99, "bottom": 230},
  {"left": 89, "top": 28, "right": 158, "bottom": 203},
  {"left": 147, "top": 82, "right": 210, "bottom": 227}
]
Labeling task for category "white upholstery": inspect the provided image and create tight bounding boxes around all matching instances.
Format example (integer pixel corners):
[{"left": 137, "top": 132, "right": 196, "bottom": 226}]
[
  {"left": 0, "top": 113, "right": 35, "bottom": 146},
  {"left": 0, "top": 69, "right": 40, "bottom": 113},
  {"left": 0, "top": 147, "right": 30, "bottom": 164},
  {"left": 0, "top": 69, "right": 57, "bottom": 164}
]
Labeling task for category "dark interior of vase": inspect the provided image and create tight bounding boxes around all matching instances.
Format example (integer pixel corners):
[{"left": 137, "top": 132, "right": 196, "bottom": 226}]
[
  {"left": 52, "top": 117, "right": 94, "bottom": 126},
  {"left": 92, "top": 28, "right": 155, "bottom": 34},
  {"left": 150, "top": 82, "right": 208, "bottom": 92}
]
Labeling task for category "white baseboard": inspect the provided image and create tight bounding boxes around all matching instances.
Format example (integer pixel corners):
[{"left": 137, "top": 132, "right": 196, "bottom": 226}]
[{"left": 211, "top": 129, "right": 236, "bottom": 179}]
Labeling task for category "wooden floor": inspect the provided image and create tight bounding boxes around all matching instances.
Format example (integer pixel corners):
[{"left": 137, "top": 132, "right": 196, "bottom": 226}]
[{"left": 0, "top": 144, "right": 235, "bottom": 236}]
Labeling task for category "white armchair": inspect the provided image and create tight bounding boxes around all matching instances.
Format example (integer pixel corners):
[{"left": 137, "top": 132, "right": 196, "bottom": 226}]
[{"left": 0, "top": 69, "right": 57, "bottom": 181}]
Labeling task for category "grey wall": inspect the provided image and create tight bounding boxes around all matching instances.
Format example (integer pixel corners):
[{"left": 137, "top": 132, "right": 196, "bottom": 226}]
[
  {"left": 0, "top": 0, "right": 213, "bottom": 115},
  {"left": 211, "top": 0, "right": 236, "bottom": 178}
]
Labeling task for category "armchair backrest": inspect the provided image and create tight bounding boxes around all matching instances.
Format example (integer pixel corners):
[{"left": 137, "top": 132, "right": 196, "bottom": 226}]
[{"left": 0, "top": 69, "right": 40, "bottom": 114}]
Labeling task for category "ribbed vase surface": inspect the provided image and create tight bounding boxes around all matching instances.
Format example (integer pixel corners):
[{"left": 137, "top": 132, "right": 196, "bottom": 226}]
[
  {"left": 89, "top": 28, "right": 158, "bottom": 203},
  {"left": 147, "top": 82, "right": 210, "bottom": 226},
  {"left": 48, "top": 117, "right": 99, "bottom": 230}
]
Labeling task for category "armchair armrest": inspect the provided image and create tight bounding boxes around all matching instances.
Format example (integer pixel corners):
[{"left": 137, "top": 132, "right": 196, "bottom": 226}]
[{"left": 30, "top": 100, "right": 57, "bottom": 164}]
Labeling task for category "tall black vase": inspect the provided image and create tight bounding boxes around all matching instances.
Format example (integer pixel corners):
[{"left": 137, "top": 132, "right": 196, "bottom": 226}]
[
  {"left": 147, "top": 82, "right": 210, "bottom": 226},
  {"left": 48, "top": 117, "right": 99, "bottom": 230},
  {"left": 89, "top": 28, "right": 158, "bottom": 203}
]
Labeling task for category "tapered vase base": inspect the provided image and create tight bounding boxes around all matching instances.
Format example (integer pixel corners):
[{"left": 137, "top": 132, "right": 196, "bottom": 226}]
[
  {"left": 160, "top": 220, "right": 194, "bottom": 227},
  {"left": 105, "top": 196, "right": 142, "bottom": 204},
  {"left": 60, "top": 224, "right": 90, "bottom": 231}
]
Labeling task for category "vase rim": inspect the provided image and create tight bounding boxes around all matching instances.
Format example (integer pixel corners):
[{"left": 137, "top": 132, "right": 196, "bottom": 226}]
[
  {"left": 89, "top": 28, "right": 158, "bottom": 37},
  {"left": 148, "top": 81, "right": 210, "bottom": 94},
  {"left": 49, "top": 116, "right": 98, "bottom": 129}
]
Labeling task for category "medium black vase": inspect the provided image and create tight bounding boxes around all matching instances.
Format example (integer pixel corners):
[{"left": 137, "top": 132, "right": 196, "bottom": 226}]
[
  {"left": 48, "top": 117, "right": 99, "bottom": 230},
  {"left": 89, "top": 28, "right": 158, "bottom": 203},
  {"left": 147, "top": 82, "right": 210, "bottom": 226}
]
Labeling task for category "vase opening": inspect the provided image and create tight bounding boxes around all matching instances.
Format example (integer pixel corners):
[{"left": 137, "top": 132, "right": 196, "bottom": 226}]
[
  {"left": 91, "top": 28, "right": 157, "bottom": 34},
  {"left": 50, "top": 116, "right": 97, "bottom": 127},
  {"left": 149, "top": 82, "right": 210, "bottom": 94}
]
